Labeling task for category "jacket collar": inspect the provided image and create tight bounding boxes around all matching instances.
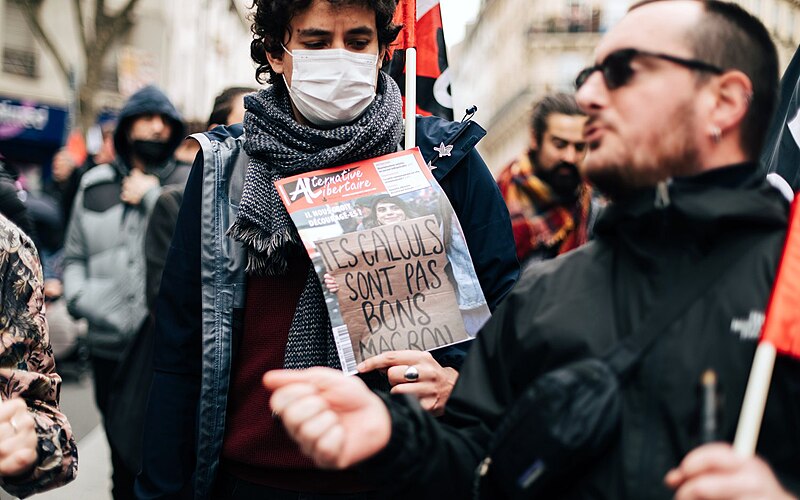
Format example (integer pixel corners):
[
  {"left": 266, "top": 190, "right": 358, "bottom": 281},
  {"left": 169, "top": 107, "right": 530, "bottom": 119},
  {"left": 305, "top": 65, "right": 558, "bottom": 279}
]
[
  {"left": 414, "top": 115, "right": 486, "bottom": 182},
  {"left": 595, "top": 163, "right": 789, "bottom": 245}
]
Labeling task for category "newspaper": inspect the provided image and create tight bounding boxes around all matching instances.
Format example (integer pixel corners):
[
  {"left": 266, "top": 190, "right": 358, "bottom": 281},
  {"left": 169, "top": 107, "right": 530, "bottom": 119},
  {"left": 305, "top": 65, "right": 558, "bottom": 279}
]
[{"left": 275, "top": 148, "right": 490, "bottom": 373}]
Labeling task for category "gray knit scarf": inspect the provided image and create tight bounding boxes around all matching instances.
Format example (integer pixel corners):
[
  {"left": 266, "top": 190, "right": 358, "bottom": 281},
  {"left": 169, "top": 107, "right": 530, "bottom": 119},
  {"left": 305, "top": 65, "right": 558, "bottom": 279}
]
[{"left": 229, "top": 72, "right": 404, "bottom": 369}]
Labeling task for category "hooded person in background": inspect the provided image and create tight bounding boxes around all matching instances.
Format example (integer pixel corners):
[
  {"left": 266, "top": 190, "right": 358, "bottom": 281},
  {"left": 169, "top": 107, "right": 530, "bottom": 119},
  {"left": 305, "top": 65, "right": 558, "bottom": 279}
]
[{"left": 62, "top": 85, "right": 187, "bottom": 500}]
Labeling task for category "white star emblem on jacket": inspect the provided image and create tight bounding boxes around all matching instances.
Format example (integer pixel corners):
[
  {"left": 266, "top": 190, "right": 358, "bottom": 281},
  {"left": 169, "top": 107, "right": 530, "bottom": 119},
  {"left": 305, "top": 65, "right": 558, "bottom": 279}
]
[{"left": 433, "top": 142, "right": 453, "bottom": 158}]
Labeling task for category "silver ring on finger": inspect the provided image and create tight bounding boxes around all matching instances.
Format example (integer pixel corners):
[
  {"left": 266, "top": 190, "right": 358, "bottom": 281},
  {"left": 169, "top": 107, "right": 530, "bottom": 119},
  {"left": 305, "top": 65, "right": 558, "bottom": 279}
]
[{"left": 403, "top": 365, "right": 420, "bottom": 382}]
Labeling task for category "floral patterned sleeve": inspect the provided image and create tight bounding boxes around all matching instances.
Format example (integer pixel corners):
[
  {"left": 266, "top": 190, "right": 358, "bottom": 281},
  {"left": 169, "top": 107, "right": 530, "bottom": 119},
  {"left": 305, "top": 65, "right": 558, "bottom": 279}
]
[{"left": 0, "top": 215, "right": 77, "bottom": 497}]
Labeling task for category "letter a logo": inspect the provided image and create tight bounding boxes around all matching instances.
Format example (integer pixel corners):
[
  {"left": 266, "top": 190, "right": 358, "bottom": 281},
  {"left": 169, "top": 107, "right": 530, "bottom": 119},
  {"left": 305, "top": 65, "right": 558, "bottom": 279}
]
[{"left": 288, "top": 178, "right": 320, "bottom": 204}]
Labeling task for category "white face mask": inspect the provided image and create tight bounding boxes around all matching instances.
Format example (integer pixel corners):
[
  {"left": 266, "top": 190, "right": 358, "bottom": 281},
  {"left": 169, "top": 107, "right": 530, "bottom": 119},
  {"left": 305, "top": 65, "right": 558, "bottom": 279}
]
[{"left": 282, "top": 46, "right": 379, "bottom": 127}]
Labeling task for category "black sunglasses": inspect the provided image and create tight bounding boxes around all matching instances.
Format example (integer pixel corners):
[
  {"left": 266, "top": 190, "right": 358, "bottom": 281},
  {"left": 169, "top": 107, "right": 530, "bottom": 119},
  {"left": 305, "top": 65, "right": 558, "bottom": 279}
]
[{"left": 575, "top": 48, "right": 725, "bottom": 90}]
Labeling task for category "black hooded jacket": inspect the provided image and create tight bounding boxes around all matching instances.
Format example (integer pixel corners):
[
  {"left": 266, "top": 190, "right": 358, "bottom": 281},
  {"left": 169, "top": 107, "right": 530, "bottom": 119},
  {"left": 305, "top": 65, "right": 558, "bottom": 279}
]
[
  {"left": 76, "top": 85, "right": 189, "bottom": 218},
  {"left": 113, "top": 84, "right": 186, "bottom": 171},
  {"left": 361, "top": 164, "right": 800, "bottom": 499}
]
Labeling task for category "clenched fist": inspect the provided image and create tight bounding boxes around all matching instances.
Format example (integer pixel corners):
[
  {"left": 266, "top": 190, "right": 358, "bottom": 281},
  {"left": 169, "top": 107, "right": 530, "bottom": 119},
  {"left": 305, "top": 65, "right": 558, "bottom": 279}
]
[
  {"left": 0, "top": 398, "right": 38, "bottom": 477},
  {"left": 121, "top": 169, "right": 159, "bottom": 206}
]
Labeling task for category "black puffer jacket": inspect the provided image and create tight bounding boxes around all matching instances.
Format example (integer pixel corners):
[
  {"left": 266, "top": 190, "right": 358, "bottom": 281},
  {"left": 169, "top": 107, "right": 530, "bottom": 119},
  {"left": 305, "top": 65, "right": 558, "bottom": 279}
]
[{"left": 363, "top": 164, "right": 800, "bottom": 499}]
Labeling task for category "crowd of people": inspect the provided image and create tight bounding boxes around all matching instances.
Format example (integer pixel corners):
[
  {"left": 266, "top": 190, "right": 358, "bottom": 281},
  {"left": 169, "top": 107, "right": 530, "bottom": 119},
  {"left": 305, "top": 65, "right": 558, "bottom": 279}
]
[{"left": 0, "top": 0, "right": 798, "bottom": 499}]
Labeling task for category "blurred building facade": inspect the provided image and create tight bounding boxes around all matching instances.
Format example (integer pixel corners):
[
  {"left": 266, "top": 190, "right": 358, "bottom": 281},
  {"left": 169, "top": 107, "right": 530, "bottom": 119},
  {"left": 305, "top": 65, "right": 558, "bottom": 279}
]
[
  {"left": 451, "top": 0, "right": 800, "bottom": 174},
  {"left": 0, "top": 0, "right": 255, "bottom": 164},
  {"left": 735, "top": 0, "right": 800, "bottom": 67}
]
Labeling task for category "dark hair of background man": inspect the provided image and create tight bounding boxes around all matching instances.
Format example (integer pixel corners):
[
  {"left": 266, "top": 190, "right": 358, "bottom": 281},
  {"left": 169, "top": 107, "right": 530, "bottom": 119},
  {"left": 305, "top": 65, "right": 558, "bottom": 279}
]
[
  {"left": 530, "top": 93, "right": 584, "bottom": 147},
  {"left": 207, "top": 87, "right": 257, "bottom": 129}
]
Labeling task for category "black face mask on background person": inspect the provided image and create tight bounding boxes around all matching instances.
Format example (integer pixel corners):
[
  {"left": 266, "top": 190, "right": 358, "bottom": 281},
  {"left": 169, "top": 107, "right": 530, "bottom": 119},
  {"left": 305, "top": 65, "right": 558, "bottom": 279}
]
[
  {"left": 537, "top": 161, "right": 582, "bottom": 203},
  {"left": 131, "top": 139, "right": 173, "bottom": 165}
]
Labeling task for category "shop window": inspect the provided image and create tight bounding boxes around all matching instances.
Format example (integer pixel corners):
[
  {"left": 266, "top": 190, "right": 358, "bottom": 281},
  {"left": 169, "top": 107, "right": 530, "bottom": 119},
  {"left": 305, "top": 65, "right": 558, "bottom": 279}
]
[
  {"left": 100, "top": 66, "right": 119, "bottom": 92},
  {"left": 2, "top": 0, "right": 38, "bottom": 78}
]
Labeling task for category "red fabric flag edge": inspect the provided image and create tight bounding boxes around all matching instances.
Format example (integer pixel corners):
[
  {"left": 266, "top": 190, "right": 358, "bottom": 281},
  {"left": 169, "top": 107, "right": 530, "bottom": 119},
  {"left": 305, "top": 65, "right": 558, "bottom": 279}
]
[
  {"left": 391, "top": 0, "right": 416, "bottom": 53},
  {"left": 760, "top": 196, "right": 800, "bottom": 357}
]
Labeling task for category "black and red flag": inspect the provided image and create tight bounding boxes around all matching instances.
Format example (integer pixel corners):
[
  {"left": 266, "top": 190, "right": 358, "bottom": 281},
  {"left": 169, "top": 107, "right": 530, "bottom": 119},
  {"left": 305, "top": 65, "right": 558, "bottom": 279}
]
[
  {"left": 733, "top": 195, "right": 800, "bottom": 455},
  {"left": 387, "top": 0, "right": 454, "bottom": 120},
  {"left": 761, "top": 45, "right": 800, "bottom": 191}
]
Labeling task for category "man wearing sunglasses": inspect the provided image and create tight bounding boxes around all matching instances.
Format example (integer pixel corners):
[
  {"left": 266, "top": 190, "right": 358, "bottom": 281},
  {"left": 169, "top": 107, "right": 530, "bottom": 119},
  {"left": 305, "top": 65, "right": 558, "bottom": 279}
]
[
  {"left": 496, "top": 93, "right": 603, "bottom": 265},
  {"left": 264, "top": 1, "right": 800, "bottom": 499}
]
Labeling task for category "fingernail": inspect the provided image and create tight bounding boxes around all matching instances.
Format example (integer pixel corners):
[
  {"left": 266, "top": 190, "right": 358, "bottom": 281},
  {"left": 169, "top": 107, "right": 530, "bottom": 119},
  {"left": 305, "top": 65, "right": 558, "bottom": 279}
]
[{"left": 356, "top": 362, "right": 365, "bottom": 372}]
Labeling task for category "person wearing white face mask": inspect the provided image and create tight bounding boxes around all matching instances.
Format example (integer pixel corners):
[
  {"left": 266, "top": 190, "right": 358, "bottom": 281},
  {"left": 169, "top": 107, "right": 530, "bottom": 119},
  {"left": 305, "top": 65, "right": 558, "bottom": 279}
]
[
  {"left": 281, "top": 44, "right": 381, "bottom": 126},
  {"left": 135, "top": 1, "right": 519, "bottom": 499}
]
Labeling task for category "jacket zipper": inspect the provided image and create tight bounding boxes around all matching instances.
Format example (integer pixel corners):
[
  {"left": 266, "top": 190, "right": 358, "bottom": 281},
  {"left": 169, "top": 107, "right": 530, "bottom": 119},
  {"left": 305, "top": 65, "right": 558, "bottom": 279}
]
[{"left": 654, "top": 179, "right": 672, "bottom": 208}]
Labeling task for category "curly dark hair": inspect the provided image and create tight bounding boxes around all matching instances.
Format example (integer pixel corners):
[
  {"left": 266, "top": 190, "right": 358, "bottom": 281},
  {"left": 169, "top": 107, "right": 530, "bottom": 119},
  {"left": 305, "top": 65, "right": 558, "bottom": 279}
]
[{"left": 249, "top": 0, "right": 401, "bottom": 86}]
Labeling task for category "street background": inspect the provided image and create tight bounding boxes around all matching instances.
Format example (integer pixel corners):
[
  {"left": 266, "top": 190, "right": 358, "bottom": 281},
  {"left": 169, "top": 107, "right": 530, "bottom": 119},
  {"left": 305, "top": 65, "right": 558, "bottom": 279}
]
[{"left": 2, "top": 0, "right": 800, "bottom": 498}]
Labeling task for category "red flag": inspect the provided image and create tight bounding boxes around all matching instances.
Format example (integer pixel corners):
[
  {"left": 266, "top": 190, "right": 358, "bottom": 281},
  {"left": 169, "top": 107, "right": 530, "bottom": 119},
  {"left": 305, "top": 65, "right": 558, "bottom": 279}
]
[
  {"left": 391, "top": 0, "right": 416, "bottom": 52},
  {"left": 387, "top": 0, "right": 454, "bottom": 120},
  {"left": 760, "top": 197, "right": 800, "bottom": 357},
  {"left": 65, "top": 130, "right": 87, "bottom": 166}
]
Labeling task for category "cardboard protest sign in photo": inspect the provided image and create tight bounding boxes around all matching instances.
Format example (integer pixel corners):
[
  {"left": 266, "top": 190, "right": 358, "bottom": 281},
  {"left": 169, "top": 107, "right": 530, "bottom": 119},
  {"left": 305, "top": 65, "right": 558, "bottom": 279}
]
[
  {"left": 275, "top": 149, "right": 489, "bottom": 373},
  {"left": 316, "top": 215, "right": 465, "bottom": 365}
]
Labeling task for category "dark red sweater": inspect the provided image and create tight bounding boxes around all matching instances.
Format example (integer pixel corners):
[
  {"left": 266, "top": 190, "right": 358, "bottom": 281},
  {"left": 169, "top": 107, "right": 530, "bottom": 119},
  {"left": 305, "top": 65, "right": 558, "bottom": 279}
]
[{"left": 220, "top": 253, "right": 363, "bottom": 492}]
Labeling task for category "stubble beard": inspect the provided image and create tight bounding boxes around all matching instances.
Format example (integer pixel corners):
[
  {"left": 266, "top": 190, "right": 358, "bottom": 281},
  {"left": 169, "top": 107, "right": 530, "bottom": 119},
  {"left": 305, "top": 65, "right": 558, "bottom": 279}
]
[{"left": 584, "top": 102, "right": 702, "bottom": 201}]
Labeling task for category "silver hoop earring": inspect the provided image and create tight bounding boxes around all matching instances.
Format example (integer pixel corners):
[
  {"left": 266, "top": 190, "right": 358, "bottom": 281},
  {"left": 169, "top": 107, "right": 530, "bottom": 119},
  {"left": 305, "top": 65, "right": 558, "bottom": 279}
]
[{"left": 710, "top": 126, "right": 722, "bottom": 144}]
